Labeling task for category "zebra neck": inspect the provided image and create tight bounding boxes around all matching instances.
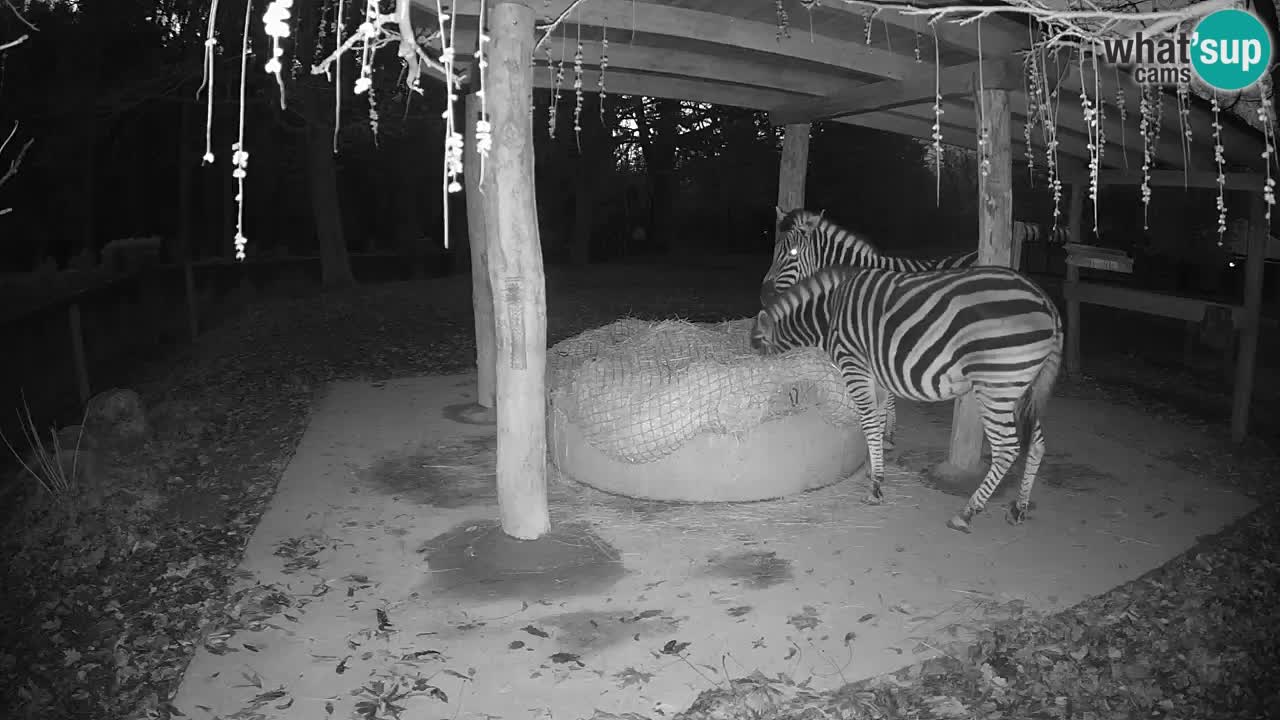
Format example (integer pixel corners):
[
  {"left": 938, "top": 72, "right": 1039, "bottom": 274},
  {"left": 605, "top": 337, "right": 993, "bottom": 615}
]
[{"left": 831, "top": 235, "right": 883, "bottom": 268}]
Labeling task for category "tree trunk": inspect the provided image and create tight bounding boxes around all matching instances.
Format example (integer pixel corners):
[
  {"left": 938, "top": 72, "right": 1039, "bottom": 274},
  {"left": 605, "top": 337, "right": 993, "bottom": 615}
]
[
  {"left": 569, "top": 94, "right": 609, "bottom": 266},
  {"left": 635, "top": 98, "right": 680, "bottom": 255},
  {"left": 464, "top": 91, "right": 496, "bottom": 408},
  {"left": 177, "top": 97, "right": 195, "bottom": 263},
  {"left": 307, "top": 123, "right": 355, "bottom": 288},
  {"left": 486, "top": 0, "right": 550, "bottom": 540}
]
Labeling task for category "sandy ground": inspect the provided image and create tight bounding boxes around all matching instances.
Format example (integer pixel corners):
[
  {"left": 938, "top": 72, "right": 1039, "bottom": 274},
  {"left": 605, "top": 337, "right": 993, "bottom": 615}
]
[{"left": 170, "top": 373, "right": 1255, "bottom": 720}]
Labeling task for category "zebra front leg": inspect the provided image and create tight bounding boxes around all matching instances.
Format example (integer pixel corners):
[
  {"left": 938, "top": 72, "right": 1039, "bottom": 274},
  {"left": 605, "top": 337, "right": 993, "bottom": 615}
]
[
  {"left": 1006, "top": 419, "right": 1047, "bottom": 525},
  {"left": 846, "top": 373, "right": 888, "bottom": 505},
  {"left": 947, "top": 402, "right": 1021, "bottom": 533}
]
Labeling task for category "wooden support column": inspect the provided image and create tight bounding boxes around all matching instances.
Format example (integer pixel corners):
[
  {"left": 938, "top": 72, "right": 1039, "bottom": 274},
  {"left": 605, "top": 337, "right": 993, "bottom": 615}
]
[
  {"left": 1231, "top": 192, "right": 1268, "bottom": 443},
  {"left": 775, "top": 123, "right": 810, "bottom": 217},
  {"left": 464, "top": 91, "right": 497, "bottom": 410},
  {"left": 485, "top": 0, "right": 550, "bottom": 540},
  {"left": 948, "top": 88, "right": 1012, "bottom": 473},
  {"left": 1064, "top": 182, "right": 1085, "bottom": 376}
]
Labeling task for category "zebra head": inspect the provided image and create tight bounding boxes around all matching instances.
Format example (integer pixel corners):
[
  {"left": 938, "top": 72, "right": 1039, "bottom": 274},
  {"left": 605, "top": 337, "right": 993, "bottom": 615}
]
[
  {"left": 751, "top": 267, "right": 844, "bottom": 355},
  {"left": 760, "top": 207, "right": 826, "bottom": 307}
]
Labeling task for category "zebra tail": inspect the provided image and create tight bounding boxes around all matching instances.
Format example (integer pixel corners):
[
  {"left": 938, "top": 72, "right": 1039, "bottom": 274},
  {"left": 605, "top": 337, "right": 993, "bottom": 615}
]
[{"left": 1016, "top": 331, "right": 1064, "bottom": 448}]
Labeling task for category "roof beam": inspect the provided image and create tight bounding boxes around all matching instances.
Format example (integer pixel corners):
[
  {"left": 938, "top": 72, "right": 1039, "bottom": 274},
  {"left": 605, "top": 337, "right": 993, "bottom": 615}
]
[
  {"left": 429, "top": 0, "right": 923, "bottom": 82},
  {"left": 531, "top": 67, "right": 810, "bottom": 111},
  {"left": 769, "top": 58, "right": 1022, "bottom": 125},
  {"left": 444, "top": 28, "right": 857, "bottom": 98}
]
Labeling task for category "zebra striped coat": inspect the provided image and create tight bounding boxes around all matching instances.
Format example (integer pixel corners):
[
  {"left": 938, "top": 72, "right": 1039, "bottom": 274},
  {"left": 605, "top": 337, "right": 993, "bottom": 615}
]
[
  {"left": 761, "top": 208, "right": 978, "bottom": 306},
  {"left": 761, "top": 207, "right": 980, "bottom": 448},
  {"left": 750, "top": 264, "right": 1063, "bottom": 532}
]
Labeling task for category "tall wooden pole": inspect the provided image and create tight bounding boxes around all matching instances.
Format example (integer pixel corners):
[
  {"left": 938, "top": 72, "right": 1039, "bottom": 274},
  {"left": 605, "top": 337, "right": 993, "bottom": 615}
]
[
  {"left": 948, "top": 88, "right": 1013, "bottom": 472},
  {"left": 486, "top": 0, "right": 550, "bottom": 540},
  {"left": 1231, "top": 191, "right": 1268, "bottom": 443},
  {"left": 464, "top": 91, "right": 497, "bottom": 409},
  {"left": 776, "top": 124, "right": 810, "bottom": 220},
  {"left": 1064, "top": 182, "right": 1085, "bottom": 376}
]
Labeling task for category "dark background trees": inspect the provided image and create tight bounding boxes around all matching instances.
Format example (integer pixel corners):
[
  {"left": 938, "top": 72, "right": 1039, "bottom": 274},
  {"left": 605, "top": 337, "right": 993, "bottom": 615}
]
[{"left": 0, "top": 0, "right": 992, "bottom": 281}]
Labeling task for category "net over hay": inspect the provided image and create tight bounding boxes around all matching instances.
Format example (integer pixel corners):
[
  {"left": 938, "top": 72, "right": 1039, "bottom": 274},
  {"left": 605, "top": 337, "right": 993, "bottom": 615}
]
[{"left": 547, "top": 318, "right": 869, "bottom": 502}]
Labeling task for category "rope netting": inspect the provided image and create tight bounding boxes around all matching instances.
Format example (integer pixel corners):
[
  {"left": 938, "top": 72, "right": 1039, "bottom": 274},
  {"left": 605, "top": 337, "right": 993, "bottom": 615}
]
[{"left": 547, "top": 318, "right": 860, "bottom": 465}]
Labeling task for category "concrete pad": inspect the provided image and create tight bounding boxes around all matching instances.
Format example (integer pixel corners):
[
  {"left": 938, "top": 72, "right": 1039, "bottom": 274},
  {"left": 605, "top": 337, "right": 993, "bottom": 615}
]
[{"left": 170, "top": 374, "right": 1256, "bottom": 720}]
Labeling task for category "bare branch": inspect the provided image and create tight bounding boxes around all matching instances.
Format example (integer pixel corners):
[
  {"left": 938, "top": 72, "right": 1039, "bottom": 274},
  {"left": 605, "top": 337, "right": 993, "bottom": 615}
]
[
  {"left": 3, "top": 0, "right": 37, "bottom": 31},
  {"left": 0, "top": 33, "right": 28, "bottom": 52}
]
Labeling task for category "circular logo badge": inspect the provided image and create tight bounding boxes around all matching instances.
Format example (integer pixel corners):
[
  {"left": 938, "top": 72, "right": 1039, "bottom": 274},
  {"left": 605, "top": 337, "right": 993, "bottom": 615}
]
[{"left": 1191, "top": 9, "right": 1274, "bottom": 92}]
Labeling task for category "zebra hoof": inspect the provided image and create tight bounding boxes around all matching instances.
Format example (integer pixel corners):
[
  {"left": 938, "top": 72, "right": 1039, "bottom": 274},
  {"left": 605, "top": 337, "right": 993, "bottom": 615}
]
[
  {"left": 946, "top": 515, "right": 972, "bottom": 533},
  {"left": 1006, "top": 502, "right": 1028, "bottom": 525},
  {"left": 862, "top": 493, "right": 884, "bottom": 506}
]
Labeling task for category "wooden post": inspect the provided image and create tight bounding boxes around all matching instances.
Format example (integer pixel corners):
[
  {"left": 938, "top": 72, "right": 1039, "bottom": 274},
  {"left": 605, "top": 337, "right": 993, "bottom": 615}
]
[
  {"left": 775, "top": 123, "right": 810, "bottom": 221},
  {"left": 184, "top": 262, "right": 199, "bottom": 341},
  {"left": 1064, "top": 182, "right": 1085, "bottom": 376},
  {"left": 948, "top": 88, "right": 1012, "bottom": 472},
  {"left": 464, "top": 91, "right": 497, "bottom": 410},
  {"left": 1231, "top": 192, "right": 1267, "bottom": 443},
  {"left": 485, "top": 0, "right": 550, "bottom": 540},
  {"left": 68, "top": 303, "right": 91, "bottom": 405}
]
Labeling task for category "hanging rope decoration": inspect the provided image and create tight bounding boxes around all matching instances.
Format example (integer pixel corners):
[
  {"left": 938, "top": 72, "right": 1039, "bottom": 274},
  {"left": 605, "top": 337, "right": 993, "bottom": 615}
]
[
  {"left": 434, "top": 0, "right": 463, "bottom": 248},
  {"left": 198, "top": 0, "right": 220, "bottom": 165},
  {"left": 775, "top": 0, "right": 790, "bottom": 42},
  {"left": 1078, "top": 49, "right": 1099, "bottom": 233},
  {"left": 1037, "top": 40, "right": 1062, "bottom": 226},
  {"left": 573, "top": 21, "right": 584, "bottom": 152},
  {"left": 800, "top": 0, "right": 817, "bottom": 43},
  {"left": 231, "top": 0, "right": 252, "bottom": 260},
  {"left": 474, "top": 0, "right": 491, "bottom": 185},
  {"left": 1138, "top": 85, "right": 1155, "bottom": 229},
  {"left": 262, "top": 0, "right": 292, "bottom": 107},
  {"left": 367, "top": 78, "right": 380, "bottom": 144},
  {"left": 1115, "top": 67, "right": 1127, "bottom": 169},
  {"left": 1259, "top": 78, "right": 1278, "bottom": 222},
  {"left": 332, "top": 0, "right": 344, "bottom": 153},
  {"left": 1212, "top": 92, "right": 1227, "bottom": 246},
  {"left": 598, "top": 18, "right": 608, "bottom": 119},
  {"left": 1093, "top": 49, "right": 1105, "bottom": 181},
  {"left": 549, "top": 28, "right": 566, "bottom": 138},
  {"left": 976, "top": 20, "right": 990, "bottom": 180},
  {"left": 1023, "top": 43, "right": 1038, "bottom": 184},
  {"left": 356, "top": 0, "right": 379, "bottom": 95},
  {"left": 913, "top": 16, "right": 921, "bottom": 62},
  {"left": 1176, "top": 80, "right": 1192, "bottom": 178},
  {"left": 930, "top": 22, "right": 943, "bottom": 207},
  {"left": 863, "top": 8, "right": 876, "bottom": 45}
]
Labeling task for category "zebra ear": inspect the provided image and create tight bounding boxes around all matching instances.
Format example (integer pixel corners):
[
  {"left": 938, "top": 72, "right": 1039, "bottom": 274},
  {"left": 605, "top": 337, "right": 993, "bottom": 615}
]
[{"left": 775, "top": 206, "right": 787, "bottom": 223}]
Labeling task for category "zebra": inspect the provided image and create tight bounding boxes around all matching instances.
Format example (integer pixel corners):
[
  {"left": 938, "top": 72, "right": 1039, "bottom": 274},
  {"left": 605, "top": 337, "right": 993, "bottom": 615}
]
[
  {"left": 761, "top": 207, "right": 980, "bottom": 449},
  {"left": 750, "top": 264, "right": 1063, "bottom": 533}
]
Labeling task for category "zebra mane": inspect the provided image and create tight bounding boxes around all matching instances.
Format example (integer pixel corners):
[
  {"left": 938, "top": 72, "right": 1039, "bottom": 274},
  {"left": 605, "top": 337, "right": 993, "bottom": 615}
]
[
  {"left": 769, "top": 265, "right": 852, "bottom": 316},
  {"left": 782, "top": 209, "right": 887, "bottom": 260}
]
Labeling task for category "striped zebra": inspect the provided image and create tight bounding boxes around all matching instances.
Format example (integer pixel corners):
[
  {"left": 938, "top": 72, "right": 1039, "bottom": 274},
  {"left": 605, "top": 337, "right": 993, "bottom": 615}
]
[
  {"left": 750, "top": 264, "right": 1063, "bottom": 533},
  {"left": 761, "top": 207, "right": 979, "bottom": 449}
]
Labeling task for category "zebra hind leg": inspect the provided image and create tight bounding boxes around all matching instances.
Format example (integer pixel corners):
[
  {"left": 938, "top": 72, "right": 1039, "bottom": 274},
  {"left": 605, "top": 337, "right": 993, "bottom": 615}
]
[
  {"left": 882, "top": 393, "right": 897, "bottom": 450},
  {"left": 947, "top": 402, "right": 1023, "bottom": 533},
  {"left": 1005, "top": 419, "right": 1046, "bottom": 525}
]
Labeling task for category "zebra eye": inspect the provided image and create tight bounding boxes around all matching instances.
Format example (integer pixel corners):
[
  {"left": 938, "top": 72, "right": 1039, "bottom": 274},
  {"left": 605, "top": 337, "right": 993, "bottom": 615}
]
[{"left": 788, "top": 248, "right": 798, "bottom": 256}]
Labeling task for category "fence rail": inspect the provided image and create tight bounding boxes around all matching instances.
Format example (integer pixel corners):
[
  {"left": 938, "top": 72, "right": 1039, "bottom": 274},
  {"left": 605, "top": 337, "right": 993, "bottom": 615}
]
[{"left": 0, "top": 252, "right": 455, "bottom": 458}]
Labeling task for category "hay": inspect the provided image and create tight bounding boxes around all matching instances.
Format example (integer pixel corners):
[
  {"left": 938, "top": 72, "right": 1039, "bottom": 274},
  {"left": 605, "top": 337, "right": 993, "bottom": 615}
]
[{"left": 547, "top": 317, "right": 858, "bottom": 465}]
